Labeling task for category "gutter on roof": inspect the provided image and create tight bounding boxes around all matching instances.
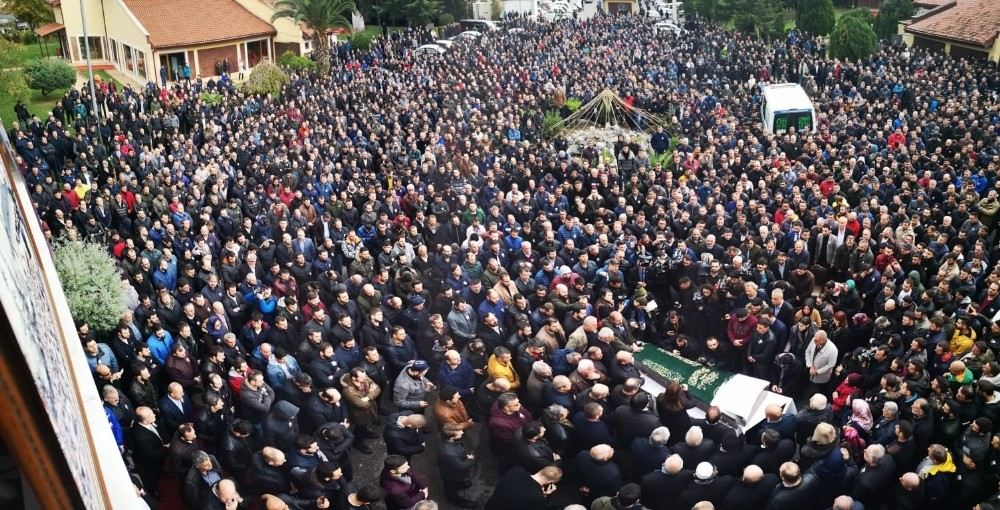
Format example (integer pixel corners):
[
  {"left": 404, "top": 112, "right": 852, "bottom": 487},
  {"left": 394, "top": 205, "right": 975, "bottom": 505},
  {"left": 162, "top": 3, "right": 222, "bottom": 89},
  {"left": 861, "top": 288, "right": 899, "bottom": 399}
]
[
  {"left": 905, "top": 28, "right": 994, "bottom": 48},
  {"left": 907, "top": 0, "right": 957, "bottom": 23},
  {"left": 150, "top": 28, "right": 278, "bottom": 50}
]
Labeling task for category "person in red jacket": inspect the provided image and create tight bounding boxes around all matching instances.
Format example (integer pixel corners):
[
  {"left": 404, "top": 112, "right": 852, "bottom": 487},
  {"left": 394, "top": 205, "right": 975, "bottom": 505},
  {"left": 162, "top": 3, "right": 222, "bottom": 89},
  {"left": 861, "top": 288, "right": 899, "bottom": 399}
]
[
  {"left": 488, "top": 392, "right": 534, "bottom": 453},
  {"left": 379, "top": 455, "right": 428, "bottom": 510}
]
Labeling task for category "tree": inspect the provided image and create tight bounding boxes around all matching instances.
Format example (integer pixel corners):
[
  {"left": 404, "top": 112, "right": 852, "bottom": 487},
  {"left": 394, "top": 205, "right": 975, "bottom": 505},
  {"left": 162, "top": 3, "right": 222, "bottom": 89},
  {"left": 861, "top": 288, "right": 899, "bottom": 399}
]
[
  {"left": 242, "top": 60, "right": 290, "bottom": 96},
  {"left": 796, "top": 0, "right": 835, "bottom": 35},
  {"left": 279, "top": 50, "right": 317, "bottom": 72},
  {"left": 829, "top": 13, "right": 877, "bottom": 60},
  {"left": 0, "top": 38, "right": 27, "bottom": 70},
  {"left": 3, "top": 0, "right": 54, "bottom": 29},
  {"left": 22, "top": 58, "right": 75, "bottom": 97},
  {"left": 392, "top": 0, "right": 443, "bottom": 26},
  {"left": 685, "top": 0, "right": 729, "bottom": 21},
  {"left": 731, "top": 0, "right": 785, "bottom": 39},
  {"left": 840, "top": 7, "right": 872, "bottom": 22},
  {"left": 54, "top": 240, "right": 127, "bottom": 335},
  {"left": 271, "top": 0, "right": 357, "bottom": 75},
  {"left": 874, "top": 0, "right": 914, "bottom": 38}
]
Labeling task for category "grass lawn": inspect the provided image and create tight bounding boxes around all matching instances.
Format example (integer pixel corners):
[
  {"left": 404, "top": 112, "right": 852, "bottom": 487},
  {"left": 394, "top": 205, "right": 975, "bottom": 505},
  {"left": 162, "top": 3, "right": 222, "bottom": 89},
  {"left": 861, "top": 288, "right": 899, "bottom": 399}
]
[
  {"left": 94, "top": 69, "right": 123, "bottom": 88},
  {"left": 0, "top": 82, "right": 69, "bottom": 128}
]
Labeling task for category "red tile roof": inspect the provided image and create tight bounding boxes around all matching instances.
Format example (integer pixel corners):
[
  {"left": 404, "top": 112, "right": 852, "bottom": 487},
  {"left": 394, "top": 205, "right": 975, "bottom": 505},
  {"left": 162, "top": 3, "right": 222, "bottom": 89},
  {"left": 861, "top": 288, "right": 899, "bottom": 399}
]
[
  {"left": 122, "top": 0, "right": 277, "bottom": 49},
  {"left": 907, "top": 0, "right": 1000, "bottom": 47},
  {"left": 34, "top": 22, "right": 64, "bottom": 37}
]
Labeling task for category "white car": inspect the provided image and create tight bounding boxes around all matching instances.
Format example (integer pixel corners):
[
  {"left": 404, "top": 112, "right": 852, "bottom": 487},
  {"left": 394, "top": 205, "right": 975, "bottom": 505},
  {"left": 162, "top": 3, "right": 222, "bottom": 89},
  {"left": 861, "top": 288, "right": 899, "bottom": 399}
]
[
  {"left": 654, "top": 21, "right": 685, "bottom": 36},
  {"left": 415, "top": 44, "right": 447, "bottom": 55},
  {"left": 455, "top": 30, "right": 483, "bottom": 39},
  {"left": 435, "top": 39, "right": 455, "bottom": 48}
]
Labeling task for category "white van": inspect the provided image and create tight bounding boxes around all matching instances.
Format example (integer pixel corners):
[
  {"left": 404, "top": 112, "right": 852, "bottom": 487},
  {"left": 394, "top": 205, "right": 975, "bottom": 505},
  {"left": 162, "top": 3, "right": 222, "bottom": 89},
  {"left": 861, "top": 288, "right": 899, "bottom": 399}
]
[{"left": 761, "top": 83, "right": 817, "bottom": 134}]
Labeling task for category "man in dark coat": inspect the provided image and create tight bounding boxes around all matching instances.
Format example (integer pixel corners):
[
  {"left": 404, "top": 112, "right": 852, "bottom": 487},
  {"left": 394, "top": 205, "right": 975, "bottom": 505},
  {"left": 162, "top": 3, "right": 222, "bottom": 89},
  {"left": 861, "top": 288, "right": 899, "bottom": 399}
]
[
  {"left": 383, "top": 411, "right": 426, "bottom": 458},
  {"left": 486, "top": 465, "right": 561, "bottom": 510},
  {"left": 182, "top": 451, "right": 224, "bottom": 509},
  {"left": 511, "top": 421, "right": 558, "bottom": 473},
  {"left": 720, "top": 464, "right": 779, "bottom": 510},
  {"left": 243, "top": 446, "right": 292, "bottom": 497},
  {"left": 437, "top": 425, "right": 478, "bottom": 508},
  {"left": 795, "top": 394, "right": 834, "bottom": 444},
  {"left": 218, "top": 420, "right": 254, "bottom": 479},
  {"left": 710, "top": 431, "right": 753, "bottom": 477},
  {"left": 680, "top": 461, "right": 736, "bottom": 510},
  {"left": 610, "top": 392, "right": 660, "bottom": 447},
  {"left": 159, "top": 382, "right": 196, "bottom": 438},
  {"left": 129, "top": 406, "right": 167, "bottom": 497},
  {"left": 261, "top": 400, "right": 301, "bottom": 453},
  {"left": 851, "top": 444, "right": 896, "bottom": 510},
  {"left": 630, "top": 426, "right": 672, "bottom": 479},
  {"left": 751, "top": 429, "right": 796, "bottom": 474},
  {"left": 567, "top": 444, "right": 623, "bottom": 507},
  {"left": 672, "top": 426, "right": 716, "bottom": 468},
  {"left": 765, "top": 462, "right": 818, "bottom": 510},
  {"left": 641, "top": 454, "right": 692, "bottom": 510},
  {"left": 303, "top": 388, "right": 348, "bottom": 434}
]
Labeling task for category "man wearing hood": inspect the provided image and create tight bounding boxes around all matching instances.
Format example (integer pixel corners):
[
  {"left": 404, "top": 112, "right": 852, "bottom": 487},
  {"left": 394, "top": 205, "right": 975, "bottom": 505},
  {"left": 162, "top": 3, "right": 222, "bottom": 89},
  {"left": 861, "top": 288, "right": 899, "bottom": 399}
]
[{"left": 262, "top": 400, "right": 301, "bottom": 452}]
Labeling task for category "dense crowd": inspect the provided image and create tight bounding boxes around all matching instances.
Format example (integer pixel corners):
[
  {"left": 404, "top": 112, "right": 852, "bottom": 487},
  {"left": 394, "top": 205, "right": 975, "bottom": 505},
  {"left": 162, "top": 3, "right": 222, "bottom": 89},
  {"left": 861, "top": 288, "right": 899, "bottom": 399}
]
[{"left": 8, "top": 8, "right": 1000, "bottom": 510}]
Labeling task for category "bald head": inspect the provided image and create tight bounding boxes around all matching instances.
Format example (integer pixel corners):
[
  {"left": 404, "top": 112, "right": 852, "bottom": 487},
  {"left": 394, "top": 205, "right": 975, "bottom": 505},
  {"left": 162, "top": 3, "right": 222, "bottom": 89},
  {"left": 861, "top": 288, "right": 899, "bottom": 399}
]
[
  {"left": 215, "top": 479, "right": 238, "bottom": 501},
  {"left": 765, "top": 404, "right": 782, "bottom": 420},
  {"left": 664, "top": 454, "right": 684, "bottom": 474},
  {"left": 900, "top": 472, "right": 921, "bottom": 490},
  {"left": 832, "top": 496, "right": 855, "bottom": 510},
  {"left": 493, "top": 377, "right": 512, "bottom": 391},
  {"left": 262, "top": 446, "right": 286, "bottom": 466},
  {"left": 136, "top": 406, "right": 155, "bottom": 424},
  {"left": 742, "top": 465, "right": 764, "bottom": 483},
  {"left": 591, "top": 444, "right": 614, "bottom": 461}
]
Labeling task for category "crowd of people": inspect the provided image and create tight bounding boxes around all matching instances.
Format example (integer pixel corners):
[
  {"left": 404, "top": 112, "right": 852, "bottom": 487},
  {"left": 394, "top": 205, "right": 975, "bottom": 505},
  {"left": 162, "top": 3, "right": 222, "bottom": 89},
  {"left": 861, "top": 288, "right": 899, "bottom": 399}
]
[{"left": 7, "top": 7, "right": 1000, "bottom": 510}]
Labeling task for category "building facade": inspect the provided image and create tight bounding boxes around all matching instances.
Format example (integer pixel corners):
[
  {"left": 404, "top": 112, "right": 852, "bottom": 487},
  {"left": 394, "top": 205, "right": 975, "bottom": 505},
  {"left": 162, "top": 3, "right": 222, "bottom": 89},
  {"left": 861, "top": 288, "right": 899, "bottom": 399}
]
[{"left": 34, "top": 0, "right": 313, "bottom": 83}]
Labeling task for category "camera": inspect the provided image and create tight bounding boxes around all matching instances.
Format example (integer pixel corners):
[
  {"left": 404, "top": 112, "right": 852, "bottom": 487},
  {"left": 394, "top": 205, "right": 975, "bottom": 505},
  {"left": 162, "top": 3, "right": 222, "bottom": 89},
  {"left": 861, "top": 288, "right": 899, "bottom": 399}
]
[{"left": 855, "top": 346, "right": 878, "bottom": 365}]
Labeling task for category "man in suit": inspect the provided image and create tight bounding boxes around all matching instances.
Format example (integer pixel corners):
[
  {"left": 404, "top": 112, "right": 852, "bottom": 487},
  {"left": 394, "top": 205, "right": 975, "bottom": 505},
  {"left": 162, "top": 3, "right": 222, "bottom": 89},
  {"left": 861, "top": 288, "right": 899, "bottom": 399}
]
[
  {"left": 130, "top": 406, "right": 167, "bottom": 497},
  {"left": 292, "top": 228, "right": 317, "bottom": 262},
  {"left": 159, "top": 382, "right": 195, "bottom": 438},
  {"left": 641, "top": 454, "right": 693, "bottom": 510}
]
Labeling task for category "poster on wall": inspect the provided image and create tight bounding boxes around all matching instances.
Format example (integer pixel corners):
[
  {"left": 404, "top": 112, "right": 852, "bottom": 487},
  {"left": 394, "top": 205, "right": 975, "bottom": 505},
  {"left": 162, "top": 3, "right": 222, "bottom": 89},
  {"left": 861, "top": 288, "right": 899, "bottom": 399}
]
[{"left": 0, "top": 126, "right": 134, "bottom": 508}]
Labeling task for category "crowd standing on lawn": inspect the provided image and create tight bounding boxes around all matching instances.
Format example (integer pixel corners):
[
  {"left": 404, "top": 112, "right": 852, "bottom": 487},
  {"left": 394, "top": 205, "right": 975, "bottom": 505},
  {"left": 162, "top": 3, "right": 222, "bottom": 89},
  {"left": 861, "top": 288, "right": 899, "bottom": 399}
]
[{"left": 7, "top": 8, "right": 1000, "bottom": 510}]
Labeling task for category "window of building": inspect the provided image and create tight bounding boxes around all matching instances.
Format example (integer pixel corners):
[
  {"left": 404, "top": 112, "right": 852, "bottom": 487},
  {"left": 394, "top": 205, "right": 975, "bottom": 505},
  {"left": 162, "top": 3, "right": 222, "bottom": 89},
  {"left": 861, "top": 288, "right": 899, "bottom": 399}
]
[
  {"left": 136, "top": 50, "right": 146, "bottom": 79},
  {"left": 123, "top": 44, "right": 135, "bottom": 73},
  {"left": 76, "top": 36, "right": 104, "bottom": 60},
  {"left": 109, "top": 39, "right": 119, "bottom": 64}
]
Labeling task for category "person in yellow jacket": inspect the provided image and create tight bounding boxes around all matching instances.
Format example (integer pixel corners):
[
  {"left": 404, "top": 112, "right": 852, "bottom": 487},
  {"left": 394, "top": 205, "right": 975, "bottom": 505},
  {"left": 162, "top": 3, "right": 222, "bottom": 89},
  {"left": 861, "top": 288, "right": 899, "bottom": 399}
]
[
  {"left": 949, "top": 317, "right": 976, "bottom": 357},
  {"left": 487, "top": 346, "right": 519, "bottom": 390}
]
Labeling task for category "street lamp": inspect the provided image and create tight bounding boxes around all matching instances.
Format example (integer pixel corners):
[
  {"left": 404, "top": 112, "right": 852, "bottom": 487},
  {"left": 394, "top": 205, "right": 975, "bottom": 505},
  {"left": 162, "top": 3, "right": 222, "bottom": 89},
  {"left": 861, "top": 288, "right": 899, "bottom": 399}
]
[{"left": 77, "top": 0, "right": 100, "bottom": 123}]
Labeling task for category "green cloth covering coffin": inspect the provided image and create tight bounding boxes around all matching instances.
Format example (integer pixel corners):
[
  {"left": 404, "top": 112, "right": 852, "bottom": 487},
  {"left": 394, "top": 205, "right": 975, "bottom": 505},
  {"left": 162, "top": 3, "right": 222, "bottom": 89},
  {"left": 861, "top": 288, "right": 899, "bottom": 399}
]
[{"left": 634, "top": 346, "right": 735, "bottom": 403}]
